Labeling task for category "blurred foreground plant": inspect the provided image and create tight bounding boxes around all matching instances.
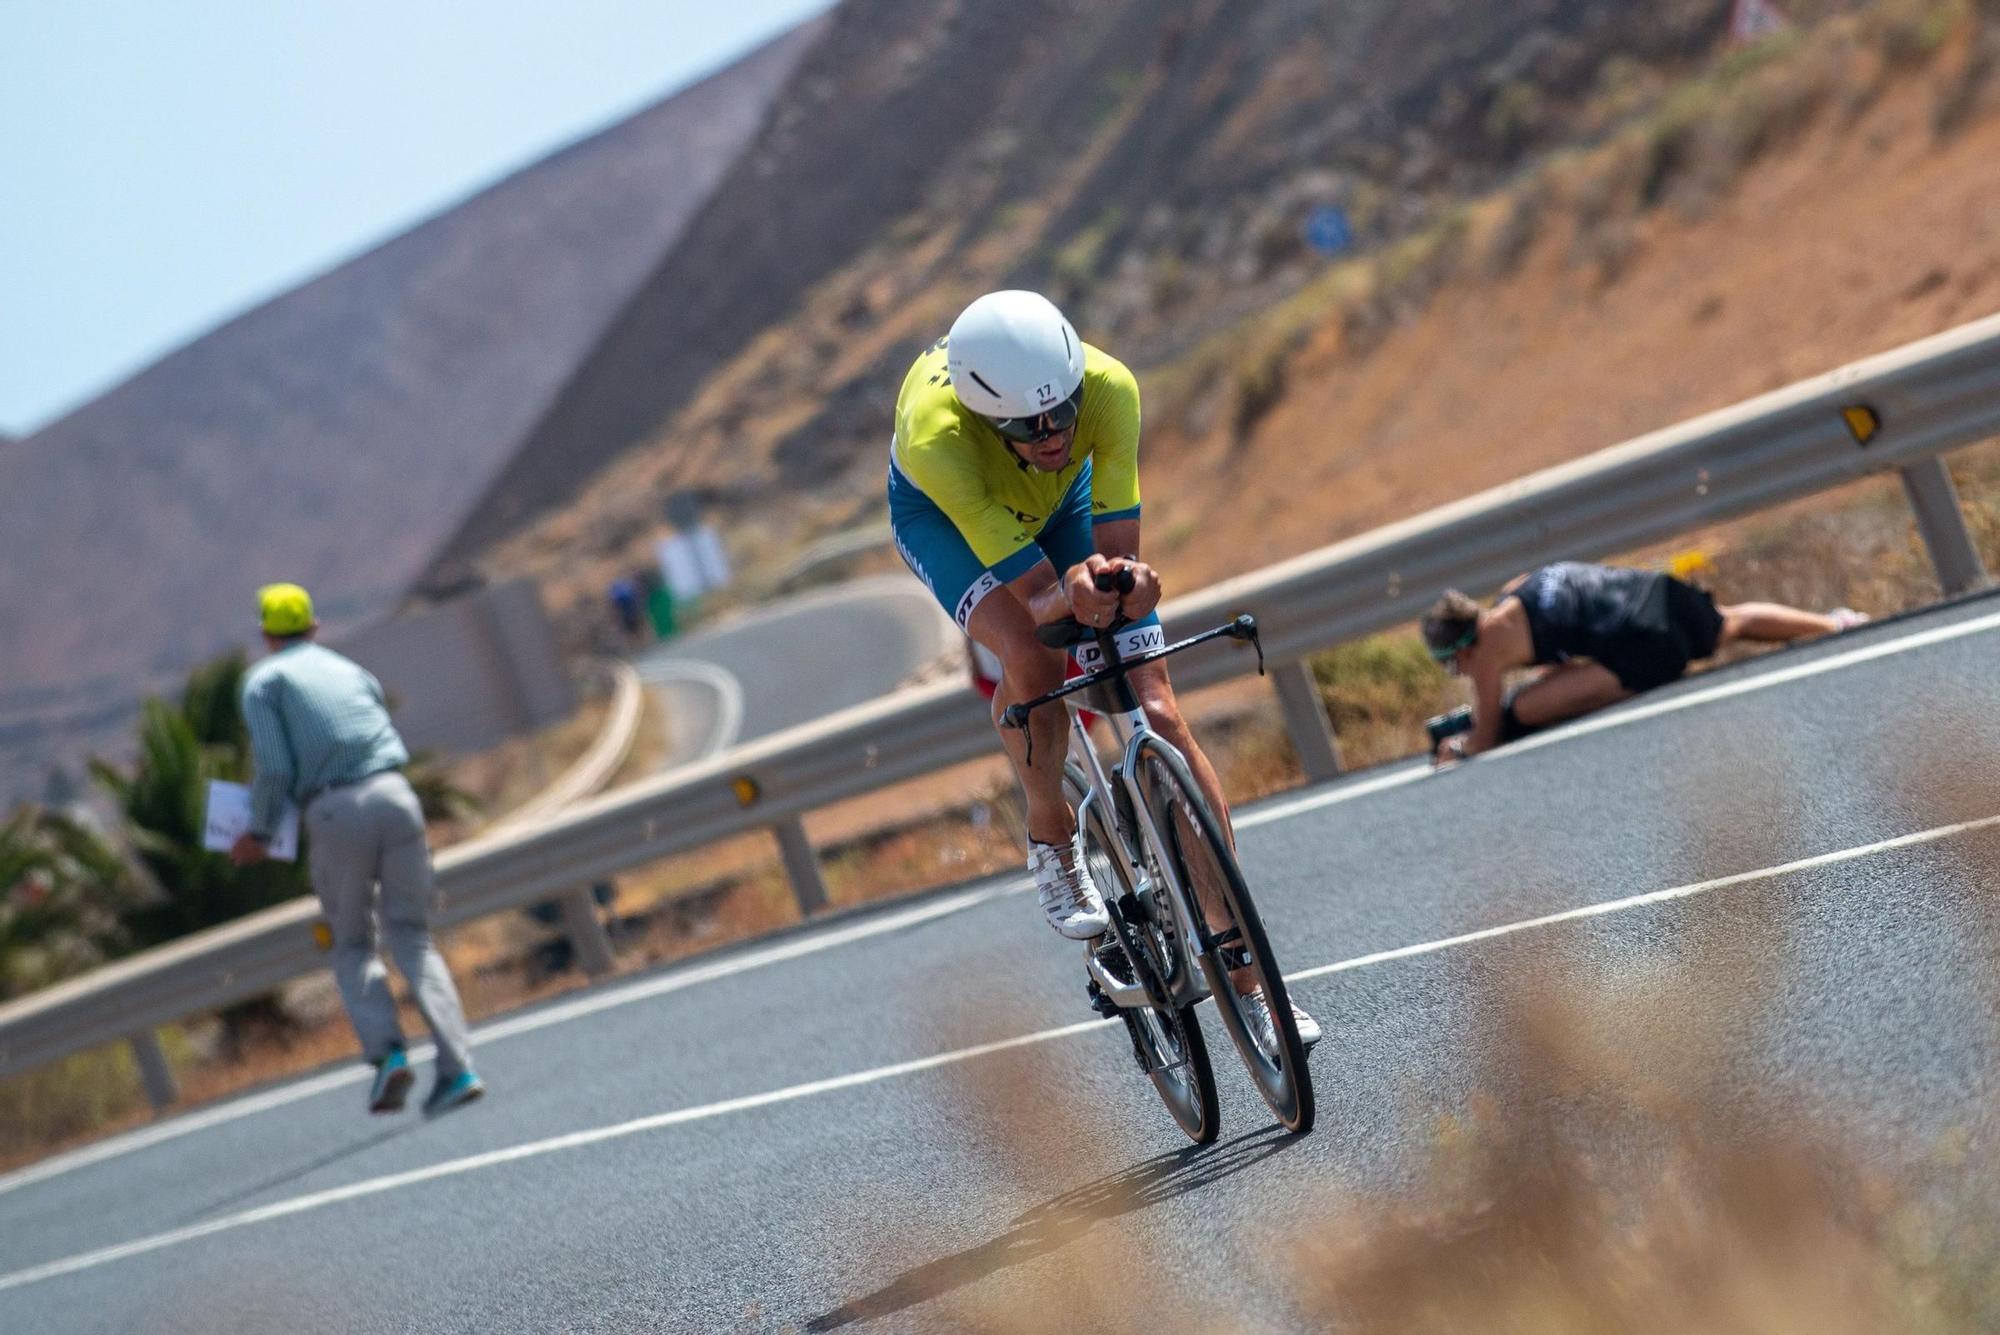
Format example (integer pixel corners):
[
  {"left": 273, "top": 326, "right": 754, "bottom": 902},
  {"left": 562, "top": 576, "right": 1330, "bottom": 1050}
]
[{"left": 0, "top": 804, "right": 151, "bottom": 1001}]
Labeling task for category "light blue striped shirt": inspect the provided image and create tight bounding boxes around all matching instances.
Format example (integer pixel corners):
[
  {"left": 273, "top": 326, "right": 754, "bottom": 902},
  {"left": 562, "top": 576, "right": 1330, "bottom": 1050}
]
[{"left": 240, "top": 642, "right": 410, "bottom": 838}]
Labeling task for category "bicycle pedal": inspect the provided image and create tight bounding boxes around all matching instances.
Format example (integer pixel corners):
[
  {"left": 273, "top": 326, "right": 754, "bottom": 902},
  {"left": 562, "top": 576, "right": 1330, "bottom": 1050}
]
[{"left": 1085, "top": 979, "right": 1120, "bottom": 1018}]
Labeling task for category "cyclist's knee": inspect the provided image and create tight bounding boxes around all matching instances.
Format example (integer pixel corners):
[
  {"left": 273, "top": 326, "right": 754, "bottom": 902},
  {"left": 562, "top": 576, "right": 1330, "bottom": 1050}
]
[
  {"left": 967, "top": 601, "right": 1061, "bottom": 694},
  {"left": 995, "top": 639, "right": 1064, "bottom": 696},
  {"left": 1133, "top": 675, "right": 1188, "bottom": 735}
]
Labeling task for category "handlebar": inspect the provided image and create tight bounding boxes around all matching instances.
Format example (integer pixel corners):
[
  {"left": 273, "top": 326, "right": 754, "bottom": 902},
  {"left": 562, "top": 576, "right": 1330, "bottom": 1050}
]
[
  {"left": 1035, "top": 565, "right": 1140, "bottom": 649},
  {"left": 1000, "top": 612, "right": 1265, "bottom": 736}
]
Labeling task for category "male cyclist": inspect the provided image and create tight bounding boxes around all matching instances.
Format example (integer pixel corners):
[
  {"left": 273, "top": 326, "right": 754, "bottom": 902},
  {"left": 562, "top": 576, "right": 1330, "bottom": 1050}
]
[{"left": 889, "top": 290, "right": 1317, "bottom": 1049}]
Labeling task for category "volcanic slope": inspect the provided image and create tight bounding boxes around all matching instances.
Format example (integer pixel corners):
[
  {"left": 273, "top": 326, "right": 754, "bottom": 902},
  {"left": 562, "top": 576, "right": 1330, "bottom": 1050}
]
[{"left": 0, "top": 18, "right": 826, "bottom": 800}]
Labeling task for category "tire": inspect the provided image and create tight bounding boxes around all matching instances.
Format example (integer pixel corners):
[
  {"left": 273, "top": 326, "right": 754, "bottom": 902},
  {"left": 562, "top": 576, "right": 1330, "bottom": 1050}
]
[
  {"left": 1134, "top": 739, "right": 1315, "bottom": 1135},
  {"left": 1066, "top": 764, "right": 1219, "bottom": 1145}
]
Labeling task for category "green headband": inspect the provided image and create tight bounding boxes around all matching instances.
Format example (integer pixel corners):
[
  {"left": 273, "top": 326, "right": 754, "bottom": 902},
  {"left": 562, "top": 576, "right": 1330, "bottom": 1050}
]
[{"left": 1427, "top": 625, "right": 1477, "bottom": 661}]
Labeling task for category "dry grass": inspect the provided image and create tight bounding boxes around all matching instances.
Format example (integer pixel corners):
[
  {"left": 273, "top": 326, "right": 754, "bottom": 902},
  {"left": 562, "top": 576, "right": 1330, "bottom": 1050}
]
[
  {"left": 800, "top": 936, "right": 2000, "bottom": 1333},
  {"left": 1152, "top": 0, "right": 1999, "bottom": 461},
  {"left": 1288, "top": 990, "right": 1998, "bottom": 1333},
  {"left": 0, "top": 1043, "right": 159, "bottom": 1166}
]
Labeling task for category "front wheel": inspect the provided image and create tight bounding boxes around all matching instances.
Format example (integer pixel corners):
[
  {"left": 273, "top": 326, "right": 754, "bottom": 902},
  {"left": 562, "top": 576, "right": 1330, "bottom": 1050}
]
[
  {"left": 1135, "top": 740, "right": 1315, "bottom": 1135},
  {"left": 1067, "top": 763, "right": 1219, "bottom": 1145}
]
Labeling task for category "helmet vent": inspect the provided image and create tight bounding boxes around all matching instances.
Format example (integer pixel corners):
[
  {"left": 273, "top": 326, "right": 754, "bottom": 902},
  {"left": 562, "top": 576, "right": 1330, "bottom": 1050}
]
[
  {"left": 968, "top": 370, "right": 1000, "bottom": 399},
  {"left": 1061, "top": 327, "right": 1073, "bottom": 359}
]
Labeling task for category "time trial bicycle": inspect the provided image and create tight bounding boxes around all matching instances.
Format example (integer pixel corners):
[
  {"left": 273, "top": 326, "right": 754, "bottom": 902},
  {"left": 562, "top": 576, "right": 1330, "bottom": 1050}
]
[{"left": 1003, "top": 571, "right": 1315, "bottom": 1141}]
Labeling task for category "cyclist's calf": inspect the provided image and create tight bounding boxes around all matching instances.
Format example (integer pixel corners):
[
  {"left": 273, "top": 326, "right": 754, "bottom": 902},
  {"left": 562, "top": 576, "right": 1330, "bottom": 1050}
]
[{"left": 1127, "top": 658, "right": 1237, "bottom": 857}]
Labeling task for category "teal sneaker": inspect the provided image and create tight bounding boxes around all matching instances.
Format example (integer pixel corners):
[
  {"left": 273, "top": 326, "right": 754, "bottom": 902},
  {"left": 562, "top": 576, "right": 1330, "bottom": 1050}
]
[
  {"left": 422, "top": 1069, "right": 486, "bottom": 1118},
  {"left": 368, "top": 1048, "right": 414, "bottom": 1114}
]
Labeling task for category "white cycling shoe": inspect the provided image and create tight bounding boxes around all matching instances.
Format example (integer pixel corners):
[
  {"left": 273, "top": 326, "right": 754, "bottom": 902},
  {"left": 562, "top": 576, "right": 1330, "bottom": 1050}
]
[
  {"left": 1030, "top": 838, "right": 1110, "bottom": 940},
  {"left": 1243, "top": 990, "right": 1321, "bottom": 1055}
]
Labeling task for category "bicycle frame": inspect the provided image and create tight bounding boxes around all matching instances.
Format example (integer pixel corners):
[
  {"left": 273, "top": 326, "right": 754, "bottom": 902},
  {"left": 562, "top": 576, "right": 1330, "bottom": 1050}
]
[{"left": 1013, "top": 615, "right": 1265, "bottom": 1015}]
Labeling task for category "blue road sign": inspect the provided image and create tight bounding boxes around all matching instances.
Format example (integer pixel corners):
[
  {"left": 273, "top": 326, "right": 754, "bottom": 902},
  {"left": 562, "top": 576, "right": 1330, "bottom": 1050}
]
[{"left": 1304, "top": 205, "right": 1353, "bottom": 257}]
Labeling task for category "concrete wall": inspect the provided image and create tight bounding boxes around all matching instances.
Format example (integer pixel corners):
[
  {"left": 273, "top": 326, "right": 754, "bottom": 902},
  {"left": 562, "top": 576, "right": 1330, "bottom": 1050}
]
[{"left": 338, "top": 580, "right": 575, "bottom": 755}]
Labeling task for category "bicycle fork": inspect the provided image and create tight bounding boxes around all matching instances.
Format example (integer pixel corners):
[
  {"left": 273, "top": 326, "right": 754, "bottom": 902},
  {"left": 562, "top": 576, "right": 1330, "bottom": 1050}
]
[{"left": 1071, "top": 706, "right": 1212, "bottom": 1015}]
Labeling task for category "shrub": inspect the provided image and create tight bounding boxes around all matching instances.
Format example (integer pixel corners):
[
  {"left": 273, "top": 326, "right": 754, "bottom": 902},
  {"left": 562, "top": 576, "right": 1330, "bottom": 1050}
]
[
  {"left": 0, "top": 1046, "right": 145, "bottom": 1163},
  {"left": 1308, "top": 634, "right": 1461, "bottom": 768},
  {"left": 1874, "top": 0, "right": 1969, "bottom": 66},
  {"left": 0, "top": 805, "right": 150, "bottom": 1001},
  {"left": 1232, "top": 345, "right": 1289, "bottom": 443},
  {"left": 1934, "top": 13, "right": 2000, "bottom": 134},
  {"left": 1483, "top": 175, "right": 1552, "bottom": 278},
  {"left": 1483, "top": 80, "right": 1546, "bottom": 155}
]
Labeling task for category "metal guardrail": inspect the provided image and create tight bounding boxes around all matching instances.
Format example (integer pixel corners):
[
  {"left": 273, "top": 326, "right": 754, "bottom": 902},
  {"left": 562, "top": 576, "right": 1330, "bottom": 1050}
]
[
  {"left": 5, "top": 310, "right": 1999, "bottom": 1096},
  {"left": 486, "top": 659, "right": 645, "bottom": 980}
]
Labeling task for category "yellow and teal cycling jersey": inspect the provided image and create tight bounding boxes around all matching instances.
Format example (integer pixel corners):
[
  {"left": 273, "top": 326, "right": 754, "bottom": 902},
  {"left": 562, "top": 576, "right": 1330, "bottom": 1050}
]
[{"left": 890, "top": 338, "right": 1141, "bottom": 571}]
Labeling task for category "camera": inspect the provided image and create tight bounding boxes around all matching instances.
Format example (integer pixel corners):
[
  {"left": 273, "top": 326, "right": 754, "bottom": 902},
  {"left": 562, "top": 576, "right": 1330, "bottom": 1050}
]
[{"left": 1424, "top": 705, "right": 1474, "bottom": 747}]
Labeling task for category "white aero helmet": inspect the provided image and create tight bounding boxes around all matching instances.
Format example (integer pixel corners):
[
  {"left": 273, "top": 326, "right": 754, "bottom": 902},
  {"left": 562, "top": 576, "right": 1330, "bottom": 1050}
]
[{"left": 946, "top": 290, "right": 1086, "bottom": 426}]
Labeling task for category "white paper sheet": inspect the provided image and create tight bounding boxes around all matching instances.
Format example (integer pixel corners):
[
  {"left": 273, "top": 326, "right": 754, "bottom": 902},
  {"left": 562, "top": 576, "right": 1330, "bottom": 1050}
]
[{"left": 202, "top": 780, "right": 300, "bottom": 861}]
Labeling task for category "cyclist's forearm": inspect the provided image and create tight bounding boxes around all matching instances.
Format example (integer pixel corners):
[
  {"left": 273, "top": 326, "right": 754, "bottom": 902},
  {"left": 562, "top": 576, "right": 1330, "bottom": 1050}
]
[
  {"left": 1093, "top": 517, "right": 1139, "bottom": 561},
  {"left": 1005, "top": 560, "right": 1073, "bottom": 624}
]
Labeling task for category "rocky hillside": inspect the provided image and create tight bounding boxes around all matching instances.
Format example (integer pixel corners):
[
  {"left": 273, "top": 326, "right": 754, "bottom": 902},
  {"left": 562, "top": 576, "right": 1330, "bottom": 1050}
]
[
  {"left": 484, "top": 1, "right": 2000, "bottom": 661},
  {"left": 13, "top": 0, "right": 1981, "bottom": 801},
  {"left": 469, "top": 0, "right": 1830, "bottom": 614},
  {"left": 0, "top": 20, "right": 825, "bottom": 801}
]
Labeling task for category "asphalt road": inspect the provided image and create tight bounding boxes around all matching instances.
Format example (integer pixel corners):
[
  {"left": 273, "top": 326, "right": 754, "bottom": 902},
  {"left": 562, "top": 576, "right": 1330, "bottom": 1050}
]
[
  {"left": 636, "top": 576, "right": 954, "bottom": 763},
  {"left": 5, "top": 594, "right": 1999, "bottom": 1331}
]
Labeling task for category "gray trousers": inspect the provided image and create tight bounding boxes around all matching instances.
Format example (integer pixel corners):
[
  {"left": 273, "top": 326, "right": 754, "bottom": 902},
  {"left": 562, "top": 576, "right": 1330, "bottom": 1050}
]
[{"left": 306, "top": 771, "right": 474, "bottom": 1078}]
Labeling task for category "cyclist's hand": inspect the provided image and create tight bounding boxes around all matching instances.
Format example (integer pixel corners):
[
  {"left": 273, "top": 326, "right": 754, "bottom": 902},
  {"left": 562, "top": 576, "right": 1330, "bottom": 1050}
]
[
  {"left": 1119, "top": 561, "right": 1162, "bottom": 619},
  {"left": 1066, "top": 555, "right": 1122, "bottom": 627}
]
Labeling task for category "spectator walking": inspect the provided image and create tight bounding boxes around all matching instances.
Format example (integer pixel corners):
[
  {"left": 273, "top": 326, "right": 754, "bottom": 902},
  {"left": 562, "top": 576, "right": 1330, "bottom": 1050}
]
[
  {"left": 231, "top": 583, "right": 484, "bottom": 1116},
  {"left": 1422, "top": 561, "right": 1864, "bottom": 762}
]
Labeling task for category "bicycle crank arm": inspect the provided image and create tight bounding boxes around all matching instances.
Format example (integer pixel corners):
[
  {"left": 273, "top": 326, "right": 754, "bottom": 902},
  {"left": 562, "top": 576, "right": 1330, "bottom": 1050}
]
[{"left": 1084, "top": 945, "right": 1154, "bottom": 1011}]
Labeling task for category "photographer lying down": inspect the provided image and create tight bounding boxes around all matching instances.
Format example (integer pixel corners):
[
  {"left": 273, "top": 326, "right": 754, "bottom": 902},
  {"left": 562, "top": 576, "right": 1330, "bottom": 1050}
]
[{"left": 1420, "top": 560, "right": 1866, "bottom": 765}]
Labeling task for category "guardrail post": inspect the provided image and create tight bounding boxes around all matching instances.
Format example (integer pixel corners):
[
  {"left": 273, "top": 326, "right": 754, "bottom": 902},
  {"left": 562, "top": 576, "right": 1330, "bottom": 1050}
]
[
  {"left": 556, "top": 887, "right": 617, "bottom": 977},
  {"left": 774, "top": 817, "right": 830, "bottom": 918},
  {"left": 1271, "top": 660, "right": 1343, "bottom": 783},
  {"left": 1898, "top": 458, "right": 1989, "bottom": 596},
  {"left": 127, "top": 1030, "right": 179, "bottom": 1112}
]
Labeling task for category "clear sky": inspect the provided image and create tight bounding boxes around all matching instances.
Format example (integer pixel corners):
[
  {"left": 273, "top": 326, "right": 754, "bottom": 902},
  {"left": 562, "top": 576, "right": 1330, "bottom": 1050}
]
[{"left": 0, "top": 0, "right": 835, "bottom": 437}]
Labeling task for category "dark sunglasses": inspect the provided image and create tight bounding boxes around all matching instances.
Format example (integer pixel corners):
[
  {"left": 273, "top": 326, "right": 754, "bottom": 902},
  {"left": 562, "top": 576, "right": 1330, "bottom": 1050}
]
[{"left": 988, "top": 382, "right": 1085, "bottom": 443}]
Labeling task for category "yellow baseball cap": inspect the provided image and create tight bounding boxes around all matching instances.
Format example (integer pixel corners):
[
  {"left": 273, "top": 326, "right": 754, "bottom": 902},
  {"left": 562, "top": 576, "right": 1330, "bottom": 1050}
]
[{"left": 257, "top": 583, "right": 316, "bottom": 636}]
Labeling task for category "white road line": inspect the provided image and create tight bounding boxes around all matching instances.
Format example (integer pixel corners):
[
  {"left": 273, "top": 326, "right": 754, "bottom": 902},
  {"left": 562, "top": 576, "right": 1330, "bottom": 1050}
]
[
  {"left": 5, "top": 601, "right": 1996, "bottom": 1199},
  {"left": 0, "top": 1018, "right": 1113, "bottom": 1296},
  {"left": 639, "top": 657, "right": 746, "bottom": 759},
  {"left": 5, "top": 810, "right": 1995, "bottom": 1295},
  {"left": 1496, "top": 603, "right": 2000, "bottom": 759},
  {"left": 0, "top": 881, "right": 1016, "bottom": 1200},
  {"left": 1285, "top": 811, "right": 2000, "bottom": 981}
]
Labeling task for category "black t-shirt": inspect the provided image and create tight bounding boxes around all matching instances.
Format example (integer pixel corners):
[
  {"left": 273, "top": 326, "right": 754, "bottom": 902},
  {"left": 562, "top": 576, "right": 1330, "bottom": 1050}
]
[{"left": 1507, "top": 562, "right": 1660, "bottom": 666}]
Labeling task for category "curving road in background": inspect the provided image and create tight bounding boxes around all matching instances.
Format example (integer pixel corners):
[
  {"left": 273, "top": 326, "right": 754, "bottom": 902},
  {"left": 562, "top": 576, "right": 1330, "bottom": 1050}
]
[
  {"left": 636, "top": 574, "right": 956, "bottom": 764},
  {"left": 4, "top": 594, "right": 2000, "bottom": 1330}
]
